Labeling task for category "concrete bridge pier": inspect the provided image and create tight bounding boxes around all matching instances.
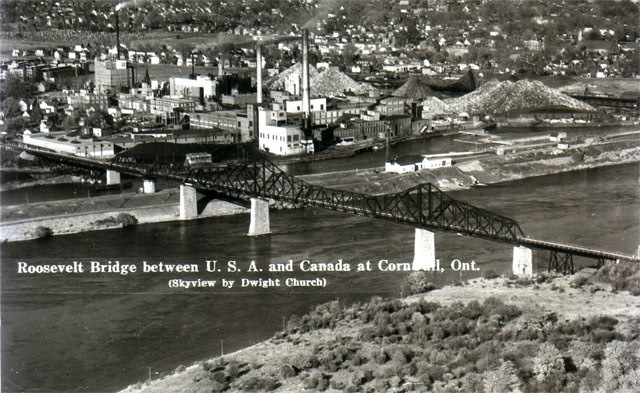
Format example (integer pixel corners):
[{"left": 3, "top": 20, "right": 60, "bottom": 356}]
[
  {"left": 142, "top": 178, "right": 156, "bottom": 194},
  {"left": 106, "top": 169, "right": 121, "bottom": 185},
  {"left": 512, "top": 246, "right": 533, "bottom": 276},
  {"left": 180, "top": 184, "right": 198, "bottom": 220},
  {"left": 413, "top": 228, "right": 436, "bottom": 270},
  {"left": 248, "top": 198, "right": 270, "bottom": 236}
]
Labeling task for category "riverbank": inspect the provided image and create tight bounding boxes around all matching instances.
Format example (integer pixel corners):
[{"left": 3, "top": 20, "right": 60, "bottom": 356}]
[
  {"left": 299, "top": 135, "right": 640, "bottom": 194},
  {"left": 119, "top": 265, "right": 640, "bottom": 393},
  {"left": 0, "top": 173, "right": 83, "bottom": 192},
  {"left": 0, "top": 189, "right": 248, "bottom": 242}
]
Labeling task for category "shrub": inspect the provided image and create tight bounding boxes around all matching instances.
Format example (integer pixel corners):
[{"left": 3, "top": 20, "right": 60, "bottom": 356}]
[
  {"left": 116, "top": 213, "right": 138, "bottom": 227},
  {"left": 35, "top": 226, "right": 53, "bottom": 239},
  {"left": 281, "top": 364, "right": 296, "bottom": 378},
  {"left": 515, "top": 277, "right": 534, "bottom": 286},
  {"left": 483, "top": 269, "right": 499, "bottom": 279},
  {"left": 351, "top": 369, "right": 374, "bottom": 387},
  {"left": 401, "top": 271, "right": 437, "bottom": 295},
  {"left": 236, "top": 375, "right": 280, "bottom": 391},
  {"left": 595, "top": 263, "right": 640, "bottom": 295},
  {"left": 95, "top": 217, "right": 118, "bottom": 226},
  {"left": 483, "top": 361, "right": 521, "bottom": 393},
  {"left": 533, "top": 343, "right": 564, "bottom": 382},
  {"left": 303, "top": 371, "right": 330, "bottom": 391},
  {"left": 571, "top": 275, "right": 590, "bottom": 288},
  {"left": 601, "top": 341, "right": 638, "bottom": 392}
]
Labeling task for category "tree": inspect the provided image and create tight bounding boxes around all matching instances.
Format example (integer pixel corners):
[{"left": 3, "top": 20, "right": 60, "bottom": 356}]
[
  {"left": 62, "top": 113, "right": 78, "bottom": 129},
  {"left": 341, "top": 43, "right": 358, "bottom": 71},
  {"left": 1, "top": 97, "right": 22, "bottom": 118},
  {"left": 0, "top": 75, "right": 36, "bottom": 100}
]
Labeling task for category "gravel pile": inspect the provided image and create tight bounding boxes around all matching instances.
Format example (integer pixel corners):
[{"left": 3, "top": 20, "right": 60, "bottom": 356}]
[
  {"left": 421, "top": 96, "right": 450, "bottom": 114},
  {"left": 444, "top": 79, "right": 596, "bottom": 115},
  {"left": 265, "top": 63, "right": 320, "bottom": 91},
  {"left": 267, "top": 65, "right": 370, "bottom": 97},
  {"left": 392, "top": 75, "right": 436, "bottom": 99},
  {"left": 310, "top": 67, "right": 371, "bottom": 97}
]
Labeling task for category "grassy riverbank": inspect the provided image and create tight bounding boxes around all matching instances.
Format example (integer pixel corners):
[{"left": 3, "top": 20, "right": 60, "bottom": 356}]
[{"left": 120, "top": 264, "right": 640, "bottom": 393}]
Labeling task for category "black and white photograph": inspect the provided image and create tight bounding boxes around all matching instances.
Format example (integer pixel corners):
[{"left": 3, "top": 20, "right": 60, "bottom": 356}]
[{"left": 1, "top": 0, "right": 639, "bottom": 392}]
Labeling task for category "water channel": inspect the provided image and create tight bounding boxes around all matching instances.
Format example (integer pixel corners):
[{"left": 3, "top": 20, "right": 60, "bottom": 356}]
[{"left": 0, "top": 127, "right": 638, "bottom": 392}]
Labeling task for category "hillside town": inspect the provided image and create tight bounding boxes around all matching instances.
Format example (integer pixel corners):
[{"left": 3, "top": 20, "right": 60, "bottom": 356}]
[
  {"left": 2, "top": 3, "right": 640, "bottom": 393},
  {"left": 0, "top": 0, "right": 638, "bottom": 161}
]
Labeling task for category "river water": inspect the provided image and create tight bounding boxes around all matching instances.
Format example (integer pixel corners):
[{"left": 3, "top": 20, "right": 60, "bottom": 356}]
[{"left": 1, "top": 140, "right": 638, "bottom": 392}]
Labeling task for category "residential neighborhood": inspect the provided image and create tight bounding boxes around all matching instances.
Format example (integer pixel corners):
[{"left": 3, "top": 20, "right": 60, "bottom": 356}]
[{"left": 0, "top": 0, "right": 638, "bottom": 159}]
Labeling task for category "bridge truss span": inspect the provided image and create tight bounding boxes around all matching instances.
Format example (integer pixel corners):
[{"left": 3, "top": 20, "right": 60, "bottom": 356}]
[{"left": 176, "top": 157, "right": 525, "bottom": 241}]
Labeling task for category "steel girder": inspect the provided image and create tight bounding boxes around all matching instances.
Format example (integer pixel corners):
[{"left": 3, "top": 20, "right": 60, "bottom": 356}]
[
  {"left": 171, "top": 158, "right": 524, "bottom": 241},
  {"left": 548, "top": 251, "right": 575, "bottom": 275}
]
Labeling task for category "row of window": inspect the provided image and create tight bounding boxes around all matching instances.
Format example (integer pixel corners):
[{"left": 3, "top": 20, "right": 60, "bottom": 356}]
[
  {"left": 294, "top": 104, "right": 325, "bottom": 111},
  {"left": 259, "top": 133, "right": 300, "bottom": 142}
]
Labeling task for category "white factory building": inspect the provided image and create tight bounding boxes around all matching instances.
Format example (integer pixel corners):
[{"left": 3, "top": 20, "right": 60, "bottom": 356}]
[
  {"left": 257, "top": 106, "right": 308, "bottom": 156},
  {"left": 23, "top": 131, "right": 115, "bottom": 158}
]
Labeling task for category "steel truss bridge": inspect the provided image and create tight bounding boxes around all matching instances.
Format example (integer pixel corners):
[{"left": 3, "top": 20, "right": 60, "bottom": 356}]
[{"left": 4, "top": 142, "right": 638, "bottom": 273}]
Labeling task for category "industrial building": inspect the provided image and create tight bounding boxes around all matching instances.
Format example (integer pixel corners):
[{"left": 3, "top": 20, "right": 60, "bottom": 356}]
[
  {"left": 22, "top": 131, "right": 115, "bottom": 158},
  {"left": 94, "top": 58, "right": 131, "bottom": 92}
]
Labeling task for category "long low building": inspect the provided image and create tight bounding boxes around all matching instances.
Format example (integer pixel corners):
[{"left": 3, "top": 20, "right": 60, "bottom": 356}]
[
  {"left": 186, "top": 110, "right": 250, "bottom": 142},
  {"left": 23, "top": 131, "right": 115, "bottom": 158}
]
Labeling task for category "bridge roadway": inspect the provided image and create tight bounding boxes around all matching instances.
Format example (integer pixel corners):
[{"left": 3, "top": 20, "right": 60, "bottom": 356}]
[{"left": 4, "top": 141, "right": 638, "bottom": 266}]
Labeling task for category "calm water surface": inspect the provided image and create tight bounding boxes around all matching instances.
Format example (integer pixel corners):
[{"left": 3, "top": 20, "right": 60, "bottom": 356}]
[{"left": 1, "top": 160, "right": 638, "bottom": 392}]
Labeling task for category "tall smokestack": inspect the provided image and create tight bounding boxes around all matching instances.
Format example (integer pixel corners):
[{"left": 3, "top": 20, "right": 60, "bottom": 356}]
[
  {"left": 302, "top": 28, "right": 310, "bottom": 131},
  {"left": 218, "top": 57, "right": 223, "bottom": 77},
  {"left": 115, "top": 12, "right": 121, "bottom": 59},
  {"left": 256, "top": 43, "right": 263, "bottom": 104}
]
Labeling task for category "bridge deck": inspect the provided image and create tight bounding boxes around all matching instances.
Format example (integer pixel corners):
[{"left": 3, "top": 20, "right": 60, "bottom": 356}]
[{"left": 518, "top": 237, "right": 637, "bottom": 262}]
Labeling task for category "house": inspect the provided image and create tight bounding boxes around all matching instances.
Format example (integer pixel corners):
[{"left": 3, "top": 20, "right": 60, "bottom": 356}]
[
  {"left": 385, "top": 154, "right": 451, "bottom": 173},
  {"left": 421, "top": 155, "right": 452, "bottom": 169},
  {"left": 39, "top": 120, "right": 51, "bottom": 133},
  {"left": 385, "top": 159, "right": 420, "bottom": 174}
]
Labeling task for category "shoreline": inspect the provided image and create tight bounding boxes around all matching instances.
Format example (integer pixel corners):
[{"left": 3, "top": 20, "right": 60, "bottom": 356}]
[{"left": 0, "top": 189, "right": 249, "bottom": 242}]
